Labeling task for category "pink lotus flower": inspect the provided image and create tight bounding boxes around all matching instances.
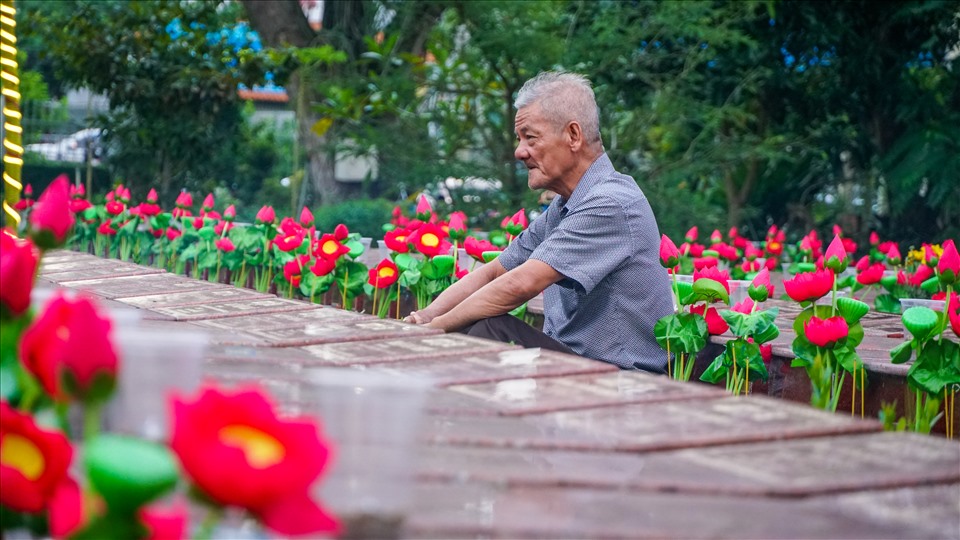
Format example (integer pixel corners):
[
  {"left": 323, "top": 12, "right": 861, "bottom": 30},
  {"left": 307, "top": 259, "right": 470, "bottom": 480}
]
[
  {"left": 886, "top": 244, "right": 902, "bottom": 265},
  {"left": 804, "top": 315, "right": 849, "bottom": 348},
  {"left": 28, "top": 175, "right": 75, "bottom": 248},
  {"left": 947, "top": 292, "right": 959, "bottom": 338},
  {"left": 137, "top": 201, "right": 161, "bottom": 217},
  {"left": 97, "top": 220, "right": 117, "bottom": 236},
  {"left": 690, "top": 304, "right": 728, "bottom": 335},
  {"left": 447, "top": 211, "right": 468, "bottom": 241},
  {"left": 165, "top": 227, "right": 182, "bottom": 241},
  {"left": 748, "top": 267, "right": 774, "bottom": 302},
  {"left": 334, "top": 223, "right": 349, "bottom": 241},
  {"left": 693, "top": 266, "right": 730, "bottom": 294},
  {"left": 175, "top": 191, "right": 193, "bottom": 209},
  {"left": 299, "top": 206, "right": 314, "bottom": 228},
  {"left": 783, "top": 269, "right": 834, "bottom": 303},
  {"left": 854, "top": 255, "right": 870, "bottom": 273},
  {"left": 938, "top": 239, "right": 958, "bottom": 285},
  {"left": 909, "top": 265, "right": 934, "bottom": 287},
  {"left": 223, "top": 205, "right": 236, "bottom": 222},
  {"left": 659, "top": 234, "right": 679, "bottom": 269},
  {"left": 0, "top": 231, "right": 39, "bottom": 317},
  {"left": 709, "top": 229, "right": 722, "bottom": 244},
  {"left": 823, "top": 234, "right": 847, "bottom": 273},
  {"left": 139, "top": 501, "right": 188, "bottom": 540},
  {"left": 214, "top": 238, "right": 235, "bottom": 252},
  {"left": 464, "top": 236, "right": 497, "bottom": 262},
  {"left": 856, "top": 262, "right": 885, "bottom": 285},
  {"left": 687, "top": 243, "right": 705, "bottom": 257},
  {"left": 502, "top": 209, "right": 528, "bottom": 236},
  {"left": 214, "top": 221, "right": 233, "bottom": 236},
  {"left": 146, "top": 188, "right": 159, "bottom": 203},
  {"left": 731, "top": 298, "right": 756, "bottom": 314},
  {"left": 684, "top": 226, "right": 698, "bottom": 242},
  {"left": 105, "top": 200, "right": 125, "bottom": 216},
  {"left": 693, "top": 256, "right": 719, "bottom": 270},
  {"left": 415, "top": 194, "right": 433, "bottom": 219},
  {"left": 201, "top": 193, "right": 215, "bottom": 211},
  {"left": 255, "top": 206, "right": 276, "bottom": 225},
  {"left": 869, "top": 231, "right": 879, "bottom": 246},
  {"left": 841, "top": 237, "right": 857, "bottom": 255}
]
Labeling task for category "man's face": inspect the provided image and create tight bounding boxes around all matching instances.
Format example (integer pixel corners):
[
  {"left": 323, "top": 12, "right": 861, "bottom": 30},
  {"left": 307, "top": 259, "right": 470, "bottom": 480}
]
[{"left": 514, "top": 104, "right": 575, "bottom": 192}]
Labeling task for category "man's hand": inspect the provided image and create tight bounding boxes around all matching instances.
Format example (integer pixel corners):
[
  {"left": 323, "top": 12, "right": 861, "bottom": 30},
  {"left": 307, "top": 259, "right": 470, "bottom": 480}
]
[{"left": 403, "top": 310, "right": 434, "bottom": 325}]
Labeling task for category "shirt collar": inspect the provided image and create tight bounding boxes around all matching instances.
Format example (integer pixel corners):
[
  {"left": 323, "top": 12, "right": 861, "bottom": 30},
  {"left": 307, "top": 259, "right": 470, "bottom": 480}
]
[{"left": 556, "top": 153, "right": 613, "bottom": 215}]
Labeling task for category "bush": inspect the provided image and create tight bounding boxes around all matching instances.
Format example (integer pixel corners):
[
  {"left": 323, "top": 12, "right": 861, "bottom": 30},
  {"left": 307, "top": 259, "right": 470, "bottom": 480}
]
[{"left": 313, "top": 198, "right": 396, "bottom": 239}]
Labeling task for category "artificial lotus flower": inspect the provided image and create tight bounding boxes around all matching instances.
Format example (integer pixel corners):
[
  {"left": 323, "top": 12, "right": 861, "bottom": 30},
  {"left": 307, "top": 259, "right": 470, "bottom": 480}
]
[
  {"left": 201, "top": 193, "right": 215, "bottom": 211},
  {"left": 137, "top": 199, "right": 161, "bottom": 217},
  {"left": 170, "top": 206, "right": 192, "bottom": 219},
  {"left": 455, "top": 264, "right": 469, "bottom": 280},
  {"left": 333, "top": 223, "right": 349, "bottom": 241},
  {"left": 659, "top": 234, "right": 680, "bottom": 269},
  {"left": 310, "top": 256, "right": 336, "bottom": 277},
  {"left": 877, "top": 241, "right": 896, "bottom": 255},
  {"left": 709, "top": 229, "right": 722, "bottom": 244},
  {"left": 223, "top": 205, "right": 237, "bottom": 222},
  {"left": 841, "top": 237, "right": 857, "bottom": 255},
  {"left": 170, "top": 385, "right": 339, "bottom": 537},
  {"left": 314, "top": 234, "right": 350, "bottom": 261},
  {"left": 732, "top": 235, "right": 750, "bottom": 251},
  {"left": 273, "top": 218, "right": 306, "bottom": 252},
  {"left": 693, "top": 256, "right": 719, "bottom": 270},
  {"left": 464, "top": 236, "right": 497, "bottom": 262},
  {"left": 214, "top": 221, "right": 233, "bottom": 236},
  {"left": 923, "top": 244, "right": 939, "bottom": 267},
  {"left": 783, "top": 269, "right": 834, "bottom": 303},
  {"left": 192, "top": 216, "right": 206, "bottom": 230},
  {"left": 947, "top": 292, "right": 959, "bottom": 337},
  {"left": 823, "top": 234, "right": 848, "bottom": 273},
  {"left": 19, "top": 294, "right": 119, "bottom": 403},
  {"left": 687, "top": 242, "right": 705, "bottom": 257},
  {"left": 689, "top": 304, "right": 728, "bottom": 335},
  {"left": 368, "top": 259, "right": 399, "bottom": 288},
  {"left": 739, "top": 259, "right": 761, "bottom": 274},
  {"left": 937, "top": 239, "right": 958, "bottom": 285},
  {"left": 105, "top": 200, "right": 125, "bottom": 216},
  {"left": 748, "top": 267, "right": 774, "bottom": 303},
  {"left": 69, "top": 197, "right": 92, "bottom": 214},
  {"left": 714, "top": 243, "right": 739, "bottom": 262},
  {"left": 299, "top": 206, "right": 314, "bottom": 228},
  {"left": 415, "top": 194, "right": 433, "bottom": 220},
  {"left": 214, "top": 238, "right": 235, "bottom": 252},
  {"left": 727, "top": 227, "right": 738, "bottom": 240},
  {"left": 146, "top": 188, "right": 159, "bottom": 204},
  {"left": 410, "top": 223, "right": 449, "bottom": 257},
  {"left": 13, "top": 184, "right": 34, "bottom": 211},
  {"left": 684, "top": 226, "right": 698, "bottom": 242},
  {"left": 832, "top": 224, "right": 843, "bottom": 237},
  {"left": 764, "top": 258, "right": 778, "bottom": 271},
  {"left": 869, "top": 231, "right": 880, "bottom": 246},
  {"left": 886, "top": 244, "right": 902, "bottom": 265},
  {"left": 0, "top": 402, "right": 74, "bottom": 514},
  {"left": 383, "top": 228, "right": 411, "bottom": 253},
  {"left": 854, "top": 255, "right": 871, "bottom": 273},
  {"left": 283, "top": 255, "right": 310, "bottom": 288},
  {"left": 908, "top": 264, "right": 934, "bottom": 287},
  {"left": 174, "top": 191, "right": 193, "bottom": 209},
  {"left": 730, "top": 298, "right": 756, "bottom": 314},
  {"left": 804, "top": 315, "right": 849, "bottom": 348},
  {"left": 502, "top": 209, "right": 528, "bottom": 237},
  {"left": 765, "top": 239, "right": 784, "bottom": 257},
  {"left": 743, "top": 244, "right": 763, "bottom": 261},
  {"left": 165, "top": 227, "right": 182, "bottom": 241},
  {"left": 693, "top": 266, "right": 731, "bottom": 294},
  {"left": 0, "top": 231, "right": 39, "bottom": 318},
  {"left": 98, "top": 219, "right": 118, "bottom": 236},
  {"left": 139, "top": 500, "right": 188, "bottom": 540},
  {"left": 28, "top": 175, "right": 75, "bottom": 248},
  {"left": 255, "top": 205, "right": 276, "bottom": 225},
  {"left": 856, "top": 262, "right": 885, "bottom": 285},
  {"left": 202, "top": 209, "right": 222, "bottom": 221},
  {"left": 447, "top": 212, "right": 468, "bottom": 242}
]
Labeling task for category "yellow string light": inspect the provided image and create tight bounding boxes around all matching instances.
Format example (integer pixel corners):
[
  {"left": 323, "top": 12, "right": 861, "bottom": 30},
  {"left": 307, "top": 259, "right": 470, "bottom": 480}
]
[{"left": 1, "top": 0, "right": 21, "bottom": 227}]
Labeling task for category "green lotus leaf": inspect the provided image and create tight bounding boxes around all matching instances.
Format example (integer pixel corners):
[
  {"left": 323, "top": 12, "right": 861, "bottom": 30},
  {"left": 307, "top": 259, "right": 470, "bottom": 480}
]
[
  {"left": 431, "top": 255, "right": 455, "bottom": 276},
  {"left": 85, "top": 435, "right": 179, "bottom": 513},
  {"left": 690, "top": 278, "right": 729, "bottom": 305},
  {"left": 481, "top": 251, "right": 501, "bottom": 263},
  {"left": 836, "top": 297, "right": 870, "bottom": 325},
  {"left": 701, "top": 249, "right": 719, "bottom": 258},
  {"left": 920, "top": 276, "right": 941, "bottom": 294},
  {"left": 654, "top": 312, "right": 708, "bottom": 354},
  {"left": 902, "top": 306, "right": 939, "bottom": 341},
  {"left": 889, "top": 341, "right": 913, "bottom": 364},
  {"left": 674, "top": 281, "right": 694, "bottom": 305}
]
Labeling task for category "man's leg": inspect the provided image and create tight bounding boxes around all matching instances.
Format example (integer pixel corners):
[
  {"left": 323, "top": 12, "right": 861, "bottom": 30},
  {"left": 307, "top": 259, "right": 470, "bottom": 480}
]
[{"left": 460, "top": 314, "right": 576, "bottom": 354}]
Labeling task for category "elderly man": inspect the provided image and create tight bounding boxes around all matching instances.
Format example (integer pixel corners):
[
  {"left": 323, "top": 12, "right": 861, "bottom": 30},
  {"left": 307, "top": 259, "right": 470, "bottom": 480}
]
[{"left": 406, "top": 71, "right": 673, "bottom": 373}]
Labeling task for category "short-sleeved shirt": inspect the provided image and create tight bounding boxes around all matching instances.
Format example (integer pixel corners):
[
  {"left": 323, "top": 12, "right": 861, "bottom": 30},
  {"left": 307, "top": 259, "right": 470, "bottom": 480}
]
[{"left": 497, "top": 153, "right": 673, "bottom": 372}]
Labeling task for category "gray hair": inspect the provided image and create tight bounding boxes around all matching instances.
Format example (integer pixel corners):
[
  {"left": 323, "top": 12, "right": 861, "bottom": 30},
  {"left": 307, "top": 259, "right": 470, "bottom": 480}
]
[{"left": 514, "top": 71, "right": 601, "bottom": 144}]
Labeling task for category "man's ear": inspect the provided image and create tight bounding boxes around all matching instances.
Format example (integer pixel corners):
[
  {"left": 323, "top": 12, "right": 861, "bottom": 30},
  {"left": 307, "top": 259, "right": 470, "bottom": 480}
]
[{"left": 565, "top": 121, "right": 584, "bottom": 152}]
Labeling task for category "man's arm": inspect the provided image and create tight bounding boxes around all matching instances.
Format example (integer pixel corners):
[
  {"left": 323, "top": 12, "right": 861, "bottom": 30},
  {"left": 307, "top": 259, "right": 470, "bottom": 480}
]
[
  {"left": 426, "top": 259, "right": 563, "bottom": 332},
  {"left": 405, "top": 259, "right": 507, "bottom": 324}
]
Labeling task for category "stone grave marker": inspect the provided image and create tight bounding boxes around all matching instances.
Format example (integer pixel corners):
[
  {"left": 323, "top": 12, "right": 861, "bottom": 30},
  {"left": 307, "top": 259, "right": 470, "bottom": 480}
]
[
  {"left": 59, "top": 273, "right": 216, "bottom": 299},
  {"left": 240, "top": 318, "right": 443, "bottom": 347},
  {"left": 150, "top": 297, "right": 316, "bottom": 321},
  {"left": 117, "top": 286, "right": 272, "bottom": 310},
  {"left": 42, "top": 262, "right": 165, "bottom": 282},
  {"left": 297, "top": 334, "right": 520, "bottom": 366},
  {"left": 191, "top": 306, "right": 372, "bottom": 331}
]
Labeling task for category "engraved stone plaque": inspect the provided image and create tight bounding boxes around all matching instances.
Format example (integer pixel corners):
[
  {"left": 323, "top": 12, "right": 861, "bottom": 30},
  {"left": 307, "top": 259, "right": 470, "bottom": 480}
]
[
  {"left": 191, "top": 307, "right": 371, "bottom": 331},
  {"left": 298, "top": 334, "right": 520, "bottom": 366},
  {"left": 60, "top": 273, "right": 216, "bottom": 299},
  {"left": 240, "top": 318, "right": 442, "bottom": 346},
  {"left": 369, "top": 349, "right": 618, "bottom": 387},
  {"left": 117, "top": 286, "right": 271, "bottom": 310},
  {"left": 42, "top": 263, "right": 165, "bottom": 282},
  {"left": 151, "top": 297, "right": 315, "bottom": 321},
  {"left": 442, "top": 370, "right": 725, "bottom": 416}
]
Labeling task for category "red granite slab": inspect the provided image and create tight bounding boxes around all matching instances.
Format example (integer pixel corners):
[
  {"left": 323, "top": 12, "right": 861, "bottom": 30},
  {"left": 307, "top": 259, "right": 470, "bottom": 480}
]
[
  {"left": 59, "top": 273, "right": 217, "bottom": 299},
  {"left": 191, "top": 306, "right": 371, "bottom": 331},
  {"left": 240, "top": 318, "right": 443, "bottom": 347},
  {"left": 40, "top": 250, "right": 97, "bottom": 263},
  {"left": 42, "top": 262, "right": 166, "bottom": 282},
  {"left": 430, "top": 395, "right": 882, "bottom": 452},
  {"left": 441, "top": 370, "right": 726, "bottom": 416},
  {"left": 203, "top": 343, "right": 320, "bottom": 365},
  {"left": 368, "top": 349, "right": 618, "bottom": 387},
  {"left": 297, "top": 334, "right": 520, "bottom": 366},
  {"left": 40, "top": 258, "right": 127, "bottom": 273},
  {"left": 805, "top": 484, "right": 960, "bottom": 540},
  {"left": 418, "top": 432, "right": 959, "bottom": 498},
  {"left": 149, "top": 297, "right": 316, "bottom": 321},
  {"left": 421, "top": 413, "right": 610, "bottom": 451},
  {"left": 115, "top": 286, "right": 272, "bottom": 310}
]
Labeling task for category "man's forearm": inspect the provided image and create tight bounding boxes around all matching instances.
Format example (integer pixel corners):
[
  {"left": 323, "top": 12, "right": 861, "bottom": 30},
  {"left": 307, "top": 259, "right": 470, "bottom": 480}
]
[{"left": 416, "top": 260, "right": 505, "bottom": 321}]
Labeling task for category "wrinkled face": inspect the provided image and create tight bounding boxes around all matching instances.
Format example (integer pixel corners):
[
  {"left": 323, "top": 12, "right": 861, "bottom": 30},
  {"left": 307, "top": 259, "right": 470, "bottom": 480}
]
[{"left": 514, "top": 103, "right": 575, "bottom": 192}]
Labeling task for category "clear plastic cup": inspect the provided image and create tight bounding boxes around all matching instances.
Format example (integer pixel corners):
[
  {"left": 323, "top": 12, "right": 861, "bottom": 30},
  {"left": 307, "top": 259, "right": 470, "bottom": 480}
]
[
  {"left": 305, "top": 368, "right": 432, "bottom": 539},
  {"left": 728, "top": 279, "right": 752, "bottom": 306},
  {"left": 900, "top": 298, "right": 946, "bottom": 341}
]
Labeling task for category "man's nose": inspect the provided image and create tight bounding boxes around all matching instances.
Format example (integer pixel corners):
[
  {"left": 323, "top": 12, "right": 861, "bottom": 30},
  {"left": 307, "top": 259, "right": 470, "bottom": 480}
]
[{"left": 514, "top": 142, "right": 529, "bottom": 161}]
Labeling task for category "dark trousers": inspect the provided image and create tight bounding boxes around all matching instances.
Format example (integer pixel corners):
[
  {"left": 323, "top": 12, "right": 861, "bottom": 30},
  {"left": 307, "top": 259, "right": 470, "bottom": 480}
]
[{"left": 459, "top": 314, "right": 576, "bottom": 354}]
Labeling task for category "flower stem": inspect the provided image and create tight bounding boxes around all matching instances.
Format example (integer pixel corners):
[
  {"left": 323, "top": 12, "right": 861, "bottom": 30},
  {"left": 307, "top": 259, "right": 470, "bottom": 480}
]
[
  {"left": 83, "top": 402, "right": 102, "bottom": 441},
  {"left": 194, "top": 506, "right": 224, "bottom": 540}
]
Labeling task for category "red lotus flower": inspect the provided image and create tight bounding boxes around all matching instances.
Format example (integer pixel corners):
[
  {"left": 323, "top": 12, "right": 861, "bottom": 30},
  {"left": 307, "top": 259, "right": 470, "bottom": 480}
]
[
  {"left": 192, "top": 216, "right": 206, "bottom": 230},
  {"left": 298, "top": 206, "right": 314, "bottom": 228},
  {"left": 214, "top": 221, "right": 233, "bottom": 236},
  {"left": 170, "top": 208, "right": 192, "bottom": 218},
  {"left": 98, "top": 219, "right": 118, "bottom": 236},
  {"left": 166, "top": 227, "right": 182, "bottom": 241},
  {"left": 684, "top": 226, "right": 698, "bottom": 242},
  {"left": 274, "top": 218, "right": 305, "bottom": 252},
  {"left": 315, "top": 234, "right": 350, "bottom": 261},
  {"left": 709, "top": 229, "right": 722, "bottom": 244},
  {"left": 687, "top": 243, "right": 705, "bottom": 257},
  {"left": 223, "top": 205, "right": 236, "bottom": 222},
  {"left": 804, "top": 315, "right": 849, "bottom": 348},
  {"left": 748, "top": 267, "right": 774, "bottom": 302},
  {"left": 856, "top": 262, "right": 885, "bottom": 285},
  {"left": 332, "top": 223, "right": 349, "bottom": 241},
  {"left": 923, "top": 244, "right": 939, "bottom": 267},
  {"left": 146, "top": 188, "right": 159, "bottom": 203},
  {"left": 854, "top": 255, "right": 870, "bottom": 273},
  {"left": 765, "top": 240, "right": 784, "bottom": 257},
  {"left": 886, "top": 244, "right": 902, "bottom": 265},
  {"left": 502, "top": 209, "right": 528, "bottom": 236},
  {"left": 0, "top": 231, "right": 39, "bottom": 318},
  {"left": 256, "top": 206, "right": 276, "bottom": 225},
  {"left": 410, "top": 223, "right": 449, "bottom": 257},
  {"left": 447, "top": 211, "right": 468, "bottom": 242},
  {"left": 841, "top": 237, "right": 857, "bottom": 255},
  {"left": 138, "top": 201, "right": 161, "bottom": 217},
  {"left": 909, "top": 265, "right": 934, "bottom": 287},
  {"left": 170, "top": 385, "right": 339, "bottom": 536},
  {"left": 69, "top": 198, "right": 92, "bottom": 214},
  {"left": 310, "top": 257, "right": 336, "bottom": 277},
  {"left": 743, "top": 244, "right": 763, "bottom": 261},
  {"left": 201, "top": 193, "right": 215, "bottom": 211},
  {"left": 869, "top": 231, "right": 879, "bottom": 246},
  {"left": 455, "top": 265, "right": 469, "bottom": 280},
  {"left": 693, "top": 266, "right": 730, "bottom": 294},
  {"left": 174, "top": 191, "right": 193, "bottom": 209},
  {"left": 731, "top": 298, "right": 756, "bottom": 314},
  {"left": 739, "top": 259, "right": 761, "bottom": 274},
  {"left": 659, "top": 234, "right": 680, "bottom": 269},
  {"left": 938, "top": 239, "right": 958, "bottom": 285},
  {"left": 383, "top": 228, "right": 411, "bottom": 253},
  {"left": 823, "top": 234, "right": 848, "bottom": 273},
  {"left": 783, "top": 269, "right": 834, "bottom": 303},
  {"left": 140, "top": 501, "right": 188, "bottom": 540},
  {"left": 693, "top": 256, "right": 719, "bottom": 270},
  {"left": 690, "top": 304, "right": 728, "bottom": 335},
  {"left": 106, "top": 200, "right": 125, "bottom": 216},
  {"left": 0, "top": 401, "right": 74, "bottom": 513},
  {"left": 283, "top": 255, "right": 310, "bottom": 287},
  {"left": 19, "top": 294, "right": 119, "bottom": 403},
  {"left": 368, "top": 259, "right": 399, "bottom": 289},
  {"left": 464, "top": 236, "right": 497, "bottom": 262},
  {"left": 28, "top": 175, "right": 75, "bottom": 248},
  {"left": 214, "top": 238, "right": 235, "bottom": 252},
  {"left": 947, "top": 292, "right": 959, "bottom": 338},
  {"left": 714, "top": 243, "right": 738, "bottom": 262}
]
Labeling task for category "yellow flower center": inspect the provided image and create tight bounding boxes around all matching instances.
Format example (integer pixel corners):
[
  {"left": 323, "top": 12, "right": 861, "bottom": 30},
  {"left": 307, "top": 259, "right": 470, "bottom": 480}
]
[
  {"left": 218, "top": 425, "right": 285, "bottom": 469},
  {"left": 0, "top": 434, "right": 46, "bottom": 481},
  {"left": 378, "top": 267, "right": 396, "bottom": 279},
  {"left": 421, "top": 233, "right": 439, "bottom": 248},
  {"left": 322, "top": 240, "right": 339, "bottom": 256}
]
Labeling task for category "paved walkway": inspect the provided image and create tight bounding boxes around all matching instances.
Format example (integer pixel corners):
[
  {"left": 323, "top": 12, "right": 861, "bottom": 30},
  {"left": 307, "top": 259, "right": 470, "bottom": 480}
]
[{"left": 38, "top": 250, "right": 960, "bottom": 539}]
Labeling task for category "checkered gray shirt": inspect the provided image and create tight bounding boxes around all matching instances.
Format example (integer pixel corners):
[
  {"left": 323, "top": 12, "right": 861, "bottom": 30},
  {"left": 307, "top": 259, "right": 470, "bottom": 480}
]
[{"left": 498, "top": 153, "right": 674, "bottom": 372}]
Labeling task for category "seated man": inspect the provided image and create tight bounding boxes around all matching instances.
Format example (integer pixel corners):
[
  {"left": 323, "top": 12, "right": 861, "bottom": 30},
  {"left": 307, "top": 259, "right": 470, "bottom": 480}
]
[{"left": 405, "top": 71, "right": 673, "bottom": 373}]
